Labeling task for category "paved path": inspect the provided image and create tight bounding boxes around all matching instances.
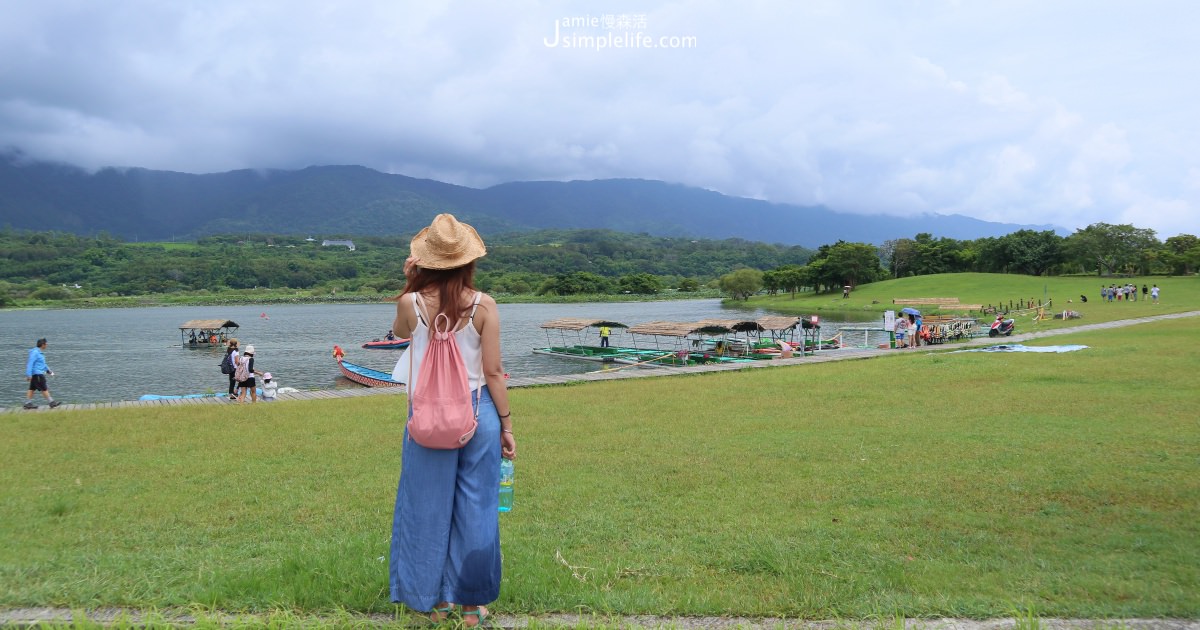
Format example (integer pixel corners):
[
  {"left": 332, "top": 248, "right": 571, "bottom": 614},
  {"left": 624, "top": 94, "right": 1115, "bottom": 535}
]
[{"left": 6, "top": 311, "right": 1198, "bottom": 414}]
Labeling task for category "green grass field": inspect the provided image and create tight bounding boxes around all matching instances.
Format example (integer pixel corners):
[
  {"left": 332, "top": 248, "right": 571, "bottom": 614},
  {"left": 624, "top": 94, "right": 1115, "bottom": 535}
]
[
  {"left": 1, "top": 310, "right": 1197, "bottom": 623},
  {"left": 749, "top": 273, "right": 1197, "bottom": 327}
]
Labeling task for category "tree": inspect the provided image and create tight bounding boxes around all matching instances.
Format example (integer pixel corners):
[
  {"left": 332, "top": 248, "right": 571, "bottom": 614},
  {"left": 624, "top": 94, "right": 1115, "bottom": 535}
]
[
  {"left": 773, "top": 265, "right": 806, "bottom": 297},
  {"left": 1065, "top": 223, "right": 1159, "bottom": 276},
  {"left": 617, "top": 273, "right": 662, "bottom": 294},
  {"left": 761, "top": 269, "right": 782, "bottom": 295},
  {"left": 888, "top": 238, "right": 917, "bottom": 278},
  {"left": 537, "top": 271, "right": 612, "bottom": 296},
  {"left": 718, "top": 268, "right": 763, "bottom": 300},
  {"left": 1164, "top": 234, "right": 1199, "bottom": 275},
  {"left": 999, "top": 229, "right": 1065, "bottom": 276},
  {"left": 820, "top": 241, "right": 885, "bottom": 288},
  {"left": 908, "top": 233, "right": 972, "bottom": 276}
]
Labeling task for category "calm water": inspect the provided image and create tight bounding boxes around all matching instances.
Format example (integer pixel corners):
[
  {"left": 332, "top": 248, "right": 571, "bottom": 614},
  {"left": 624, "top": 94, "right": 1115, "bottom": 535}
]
[{"left": 1, "top": 300, "right": 882, "bottom": 405}]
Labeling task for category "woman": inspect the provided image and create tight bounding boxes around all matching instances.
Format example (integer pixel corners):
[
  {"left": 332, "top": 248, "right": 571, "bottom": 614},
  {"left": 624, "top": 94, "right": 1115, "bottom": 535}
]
[
  {"left": 235, "top": 344, "right": 259, "bottom": 403},
  {"left": 225, "top": 339, "right": 240, "bottom": 400},
  {"left": 389, "top": 214, "right": 516, "bottom": 627}
]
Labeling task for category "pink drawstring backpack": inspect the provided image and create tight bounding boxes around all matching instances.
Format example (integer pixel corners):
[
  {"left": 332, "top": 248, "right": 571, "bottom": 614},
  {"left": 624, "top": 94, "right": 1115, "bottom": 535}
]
[{"left": 406, "top": 294, "right": 481, "bottom": 449}]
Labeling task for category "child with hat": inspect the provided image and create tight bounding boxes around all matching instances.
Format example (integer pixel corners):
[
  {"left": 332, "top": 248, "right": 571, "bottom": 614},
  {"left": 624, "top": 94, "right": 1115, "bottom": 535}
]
[{"left": 261, "top": 372, "right": 278, "bottom": 401}]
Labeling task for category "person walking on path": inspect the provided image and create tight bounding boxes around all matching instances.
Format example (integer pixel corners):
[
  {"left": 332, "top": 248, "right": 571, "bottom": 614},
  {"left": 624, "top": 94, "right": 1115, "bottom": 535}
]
[
  {"left": 24, "top": 338, "right": 60, "bottom": 409},
  {"left": 389, "top": 213, "right": 517, "bottom": 628}
]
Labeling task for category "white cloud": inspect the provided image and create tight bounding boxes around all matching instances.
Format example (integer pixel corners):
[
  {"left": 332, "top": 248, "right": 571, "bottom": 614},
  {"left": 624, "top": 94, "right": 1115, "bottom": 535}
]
[{"left": 0, "top": 0, "right": 1197, "bottom": 237}]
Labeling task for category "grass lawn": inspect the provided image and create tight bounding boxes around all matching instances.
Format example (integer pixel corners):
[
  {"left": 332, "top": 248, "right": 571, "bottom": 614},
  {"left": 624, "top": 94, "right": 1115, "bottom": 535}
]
[
  {"left": 1, "top": 315, "right": 1197, "bottom": 622},
  {"left": 747, "top": 273, "right": 1197, "bottom": 327}
]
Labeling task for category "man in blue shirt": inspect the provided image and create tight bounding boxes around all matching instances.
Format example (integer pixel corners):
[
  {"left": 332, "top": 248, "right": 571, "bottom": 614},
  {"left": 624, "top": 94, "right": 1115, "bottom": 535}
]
[{"left": 25, "top": 338, "right": 60, "bottom": 409}]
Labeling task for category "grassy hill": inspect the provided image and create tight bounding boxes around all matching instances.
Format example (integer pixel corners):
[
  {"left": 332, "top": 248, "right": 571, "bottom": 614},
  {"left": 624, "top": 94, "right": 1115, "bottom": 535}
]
[{"left": 747, "top": 273, "right": 1198, "bottom": 328}]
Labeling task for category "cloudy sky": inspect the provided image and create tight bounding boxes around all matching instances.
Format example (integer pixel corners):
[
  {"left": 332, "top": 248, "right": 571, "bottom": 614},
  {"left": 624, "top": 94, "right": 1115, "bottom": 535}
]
[{"left": 2, "top": 1, "right": 1197, "bottom": 237}]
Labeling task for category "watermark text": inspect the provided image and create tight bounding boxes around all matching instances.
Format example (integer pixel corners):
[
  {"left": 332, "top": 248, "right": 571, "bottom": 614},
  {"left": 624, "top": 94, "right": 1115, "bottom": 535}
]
[{"left": 544, "top": 14, "right": 697, "bottom": 50}]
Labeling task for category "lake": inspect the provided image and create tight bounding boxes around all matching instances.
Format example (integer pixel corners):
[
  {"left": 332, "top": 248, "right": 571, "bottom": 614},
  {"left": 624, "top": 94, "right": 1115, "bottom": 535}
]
[{"left": 1, "top": 300, "right": 884, "bottom": 405}]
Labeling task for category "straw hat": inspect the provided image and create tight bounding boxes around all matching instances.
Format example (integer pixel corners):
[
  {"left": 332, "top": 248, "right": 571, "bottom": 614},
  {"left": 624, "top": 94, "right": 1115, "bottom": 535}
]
[{"left": 410, "top": 214, "right": 486, "bottom": 270}]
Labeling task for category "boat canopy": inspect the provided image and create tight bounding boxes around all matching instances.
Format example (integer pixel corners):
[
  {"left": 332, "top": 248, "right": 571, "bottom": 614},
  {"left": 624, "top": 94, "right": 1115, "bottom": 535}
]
[
  {"left": 179, "top": 319, "right": 239, "bottom": 347},
  {"left": 755, "top": 316, "right": 802, "bottom": 331},
  {"left": 180, "top": 319, "right": 239, "bottom": 331},
  {"left": 628, "top": 321, "right": 731, "bottom": 337},
  {"left": 539, "top": 318, "right": 628, "bottom": 331},
  {"left": 698, "top": 318, "right": 766, "bottom": 333}
]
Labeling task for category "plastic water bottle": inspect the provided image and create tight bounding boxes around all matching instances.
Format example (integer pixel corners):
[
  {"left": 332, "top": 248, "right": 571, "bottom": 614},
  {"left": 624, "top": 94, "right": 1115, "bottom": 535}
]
[{"left": 498, "top": 458, "right": 514, "bottom": 512}]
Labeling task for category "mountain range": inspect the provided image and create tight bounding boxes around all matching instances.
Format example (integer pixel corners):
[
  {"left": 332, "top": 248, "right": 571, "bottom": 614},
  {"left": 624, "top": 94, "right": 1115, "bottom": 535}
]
[{"left": 0, "top": 151, "right": 1058, "bottom": 247}]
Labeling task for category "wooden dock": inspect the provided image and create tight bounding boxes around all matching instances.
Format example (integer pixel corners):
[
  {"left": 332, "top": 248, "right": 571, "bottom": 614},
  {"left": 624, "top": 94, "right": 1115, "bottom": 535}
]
[{"left": 6, "top": 311, "right": 1197, "bottom": 414}]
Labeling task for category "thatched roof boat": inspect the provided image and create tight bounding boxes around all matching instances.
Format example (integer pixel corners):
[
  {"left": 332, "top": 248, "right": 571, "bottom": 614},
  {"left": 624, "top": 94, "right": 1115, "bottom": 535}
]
[
  {"left": 539, "top": 318, "right": 628, "bottom": 331},
  {"left": 179, "top": 319, "right": 239, "bottom": 347}
]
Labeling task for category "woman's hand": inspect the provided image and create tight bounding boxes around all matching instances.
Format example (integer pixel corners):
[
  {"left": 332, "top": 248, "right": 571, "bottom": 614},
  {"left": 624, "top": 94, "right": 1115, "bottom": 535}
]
[
  {"left": 403, "top": 256, "right": 421, "bottom": 281},
  {"left": 501, "top": 431, "right": 516, "bottom": 460}
]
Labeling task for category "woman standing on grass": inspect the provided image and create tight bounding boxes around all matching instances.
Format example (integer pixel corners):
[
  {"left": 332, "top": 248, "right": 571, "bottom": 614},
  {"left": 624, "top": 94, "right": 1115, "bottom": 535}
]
[{"left": 389, "top": 213, "right": 517, "bottom": 628}]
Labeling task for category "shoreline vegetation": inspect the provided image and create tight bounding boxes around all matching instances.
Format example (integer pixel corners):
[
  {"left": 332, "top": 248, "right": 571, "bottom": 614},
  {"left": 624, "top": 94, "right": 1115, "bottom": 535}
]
[
  {"left": 5, "top": 273, "right": 1194, "bottom": 320},
  {"left": 1, "top": 288, "right": 726, "bottom": 310},
  {"left": 2, "top": 315, "right": 1197, "bottom": 623},
  {"left": 6, "top": 225, "right": 1196, "bottom": 315}
]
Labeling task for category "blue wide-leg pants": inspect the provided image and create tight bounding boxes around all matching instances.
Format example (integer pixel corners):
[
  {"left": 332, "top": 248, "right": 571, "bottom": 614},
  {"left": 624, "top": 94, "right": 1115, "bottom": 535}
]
[{"left": 390, "top": 387, "right": 501, "bottom": 611}]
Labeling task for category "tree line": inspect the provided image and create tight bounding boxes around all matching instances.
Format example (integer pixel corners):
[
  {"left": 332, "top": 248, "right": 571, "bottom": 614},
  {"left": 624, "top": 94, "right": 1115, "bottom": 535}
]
[
  {"left": 2, "top": 222, "right": 1195, "bottom": 306},
  {"left": 0, "top": 228, "right": 813, "bottom": 304},
  {"left": 718, "top": 224, "right": 1199, "bottom": 299}
]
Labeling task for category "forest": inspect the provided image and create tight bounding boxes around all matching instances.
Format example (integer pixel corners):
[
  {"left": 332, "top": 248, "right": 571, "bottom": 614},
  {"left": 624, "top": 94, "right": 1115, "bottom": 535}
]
[{"left": 1, "top": 223, "right": 1195, "bottom": 307}]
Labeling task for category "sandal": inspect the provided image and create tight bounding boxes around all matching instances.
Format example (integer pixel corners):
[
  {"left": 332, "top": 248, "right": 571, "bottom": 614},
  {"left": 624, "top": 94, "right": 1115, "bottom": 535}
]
[
  {"left": 461, "top": 607, "right": 493, "bottom": 629},
  {"left": 429, "top": 603, "right": 454, "bottom": 624}
]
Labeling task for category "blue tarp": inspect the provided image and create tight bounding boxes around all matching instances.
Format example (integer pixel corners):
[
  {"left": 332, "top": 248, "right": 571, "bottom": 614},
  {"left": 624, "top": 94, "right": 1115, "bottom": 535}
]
[
  {"left": 953, "top": 344, "right": 1089, "bottom": 354},
  {"left": 139, "top": 389, "right": 261, "bottom": 400}
]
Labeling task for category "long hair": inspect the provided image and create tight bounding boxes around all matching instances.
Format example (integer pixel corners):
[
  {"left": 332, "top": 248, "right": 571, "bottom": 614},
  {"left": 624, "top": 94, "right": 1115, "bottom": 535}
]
[{"left": 399, "top": 261, "right": 477, "bottom": 331}]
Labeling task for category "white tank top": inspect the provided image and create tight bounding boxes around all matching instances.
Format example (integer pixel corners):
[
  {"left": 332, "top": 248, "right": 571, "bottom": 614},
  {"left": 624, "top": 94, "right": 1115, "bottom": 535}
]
[{"left": 392, "top": 292, "right": 483, "bottom": 391}]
